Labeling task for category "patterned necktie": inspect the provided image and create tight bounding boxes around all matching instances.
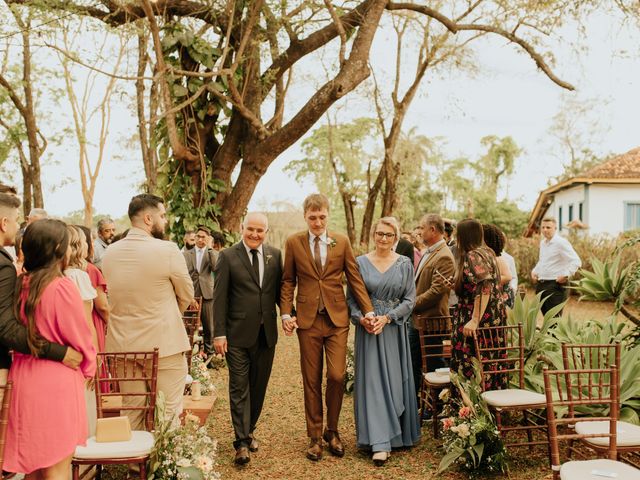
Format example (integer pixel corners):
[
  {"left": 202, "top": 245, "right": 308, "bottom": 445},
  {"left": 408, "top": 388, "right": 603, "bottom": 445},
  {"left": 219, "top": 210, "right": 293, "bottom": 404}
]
[
  {"left": 250, "top": 249, "right": 260, "bottom": 285},
  {"left": 314, "top": 236, "right": 325, "bottom": 312}
]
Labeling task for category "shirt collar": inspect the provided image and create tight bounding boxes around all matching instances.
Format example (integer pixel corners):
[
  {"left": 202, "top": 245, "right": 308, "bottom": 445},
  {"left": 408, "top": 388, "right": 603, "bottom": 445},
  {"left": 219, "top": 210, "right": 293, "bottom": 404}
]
[
  {"left": 242, "top": 241, "right": 263, "bottom": 255},
  {"left": 426, "top": 239, "right": 445, "bottom": 254},
  {"left": 308, "top": 231, "right": 328, "bottom": 243}
]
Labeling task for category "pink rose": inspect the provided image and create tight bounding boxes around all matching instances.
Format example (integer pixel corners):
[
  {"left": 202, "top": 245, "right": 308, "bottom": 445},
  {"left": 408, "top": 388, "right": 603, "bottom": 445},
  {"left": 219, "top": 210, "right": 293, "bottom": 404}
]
[
  {"left": 442, "top": 417, "right": 454, "bottom": 430},
  {"left": 459, "top": 406, "right": 471, "bottom": 418}
]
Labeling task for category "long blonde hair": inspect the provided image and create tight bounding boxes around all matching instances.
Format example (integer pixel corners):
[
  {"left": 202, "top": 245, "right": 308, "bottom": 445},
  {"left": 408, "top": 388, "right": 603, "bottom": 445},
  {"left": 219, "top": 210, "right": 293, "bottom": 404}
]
[{"left": 67, "top": 225, "right": 87, "bottom": 270}]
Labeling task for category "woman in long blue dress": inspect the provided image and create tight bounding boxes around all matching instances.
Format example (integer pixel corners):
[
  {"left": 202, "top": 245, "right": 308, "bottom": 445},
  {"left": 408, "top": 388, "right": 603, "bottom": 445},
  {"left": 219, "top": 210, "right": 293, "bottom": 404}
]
[{"left": 347, "top": 217, "right": 420, "bottom": 467}]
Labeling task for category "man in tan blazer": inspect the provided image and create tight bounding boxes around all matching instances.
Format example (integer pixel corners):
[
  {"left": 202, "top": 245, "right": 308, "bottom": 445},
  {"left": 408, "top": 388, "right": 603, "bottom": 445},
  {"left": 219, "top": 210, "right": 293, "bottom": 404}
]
[
  {"left": 281, "top": 194, "right": 374, "bottom": 461},
  {"left": 103, "top": 194, "right": 194, "bottom": 427},
  {"left": 411, "top": 213, "right": 455, "bottom": 396}
]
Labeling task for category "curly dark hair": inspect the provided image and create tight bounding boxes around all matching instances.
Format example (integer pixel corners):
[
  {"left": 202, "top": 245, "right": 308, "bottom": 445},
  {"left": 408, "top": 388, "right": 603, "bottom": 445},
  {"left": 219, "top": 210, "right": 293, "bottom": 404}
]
[{"left": 482, "top": 223, "right": 505, "bottom": 256}]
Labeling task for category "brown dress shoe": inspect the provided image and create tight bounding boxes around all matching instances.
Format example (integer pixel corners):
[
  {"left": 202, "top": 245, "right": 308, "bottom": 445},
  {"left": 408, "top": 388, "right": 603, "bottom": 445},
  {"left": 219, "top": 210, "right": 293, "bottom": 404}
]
[
  {"left": 234, "top": 446, "right": 250, "bottom": 465},
  {"left": 323, "top": 430, "right": 345, "bottom": 457},
  {"left": 306, "top": 438, "right": 323, "bottom": 461},
  {"left": 249, "top": 435, "right": 259, "bottom": 452}
]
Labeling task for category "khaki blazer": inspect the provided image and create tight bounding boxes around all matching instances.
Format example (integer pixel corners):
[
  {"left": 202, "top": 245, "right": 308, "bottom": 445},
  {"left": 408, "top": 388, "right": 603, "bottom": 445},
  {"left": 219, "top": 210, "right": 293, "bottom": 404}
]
[
  {"left": 413, "top": 241, "right": 455, "bottom": 332},
  {"left": 103, "top": 227, "right": 194, "bottom": 357},
  {"left": 281, "top": 231, "right": 373, "bottom": 329}
]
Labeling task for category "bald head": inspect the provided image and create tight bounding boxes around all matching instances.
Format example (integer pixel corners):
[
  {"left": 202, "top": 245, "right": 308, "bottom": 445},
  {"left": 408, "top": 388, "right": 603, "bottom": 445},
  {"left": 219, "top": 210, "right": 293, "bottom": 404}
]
[
  {"left": 241, "top": 212, "right": 269, "bottom": 250},
  {"left": 242, "top": 212, "right": 269, "bottom": 230}
]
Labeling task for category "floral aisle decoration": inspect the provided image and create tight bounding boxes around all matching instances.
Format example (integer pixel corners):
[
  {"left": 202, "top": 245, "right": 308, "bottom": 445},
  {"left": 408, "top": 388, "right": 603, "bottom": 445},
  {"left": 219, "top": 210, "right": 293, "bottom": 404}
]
[
  {"left": 190, "top": 354, "right": 216, "bottom": 395},
  {"left": 149, "top": 392, "right": 220, "bottom": 480},
  {"left": 344, "top": 344, "right": 355, "bottom": 394},
  {"left": 438, "top": 359, "right": 507, "bottom": 475}
]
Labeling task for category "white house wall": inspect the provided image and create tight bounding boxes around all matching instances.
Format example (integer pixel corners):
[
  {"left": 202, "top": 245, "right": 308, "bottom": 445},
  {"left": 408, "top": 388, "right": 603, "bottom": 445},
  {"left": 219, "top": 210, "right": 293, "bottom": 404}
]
[{"left": 548, "top": 186, "right": 585, "bottom": 233}]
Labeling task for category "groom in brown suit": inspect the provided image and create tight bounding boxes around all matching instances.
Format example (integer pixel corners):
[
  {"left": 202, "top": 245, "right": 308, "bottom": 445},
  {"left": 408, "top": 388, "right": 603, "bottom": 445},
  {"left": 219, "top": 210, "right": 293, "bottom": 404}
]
[
  {"left": 410, "top": 213, "right": 455, "bottom": 395},
  {"left": 281, "top": 193, "right": 374, "bottom": 461}
]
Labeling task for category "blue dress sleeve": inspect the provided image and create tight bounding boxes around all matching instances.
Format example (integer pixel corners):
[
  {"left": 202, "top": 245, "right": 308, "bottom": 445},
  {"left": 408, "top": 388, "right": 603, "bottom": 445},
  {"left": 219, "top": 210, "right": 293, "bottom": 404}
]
[
  {"left": 347, "top": 256, "right": 365, "bottom": 325},
  {"left": 387, "top": 258, "right": 416, "bottom": 325}
]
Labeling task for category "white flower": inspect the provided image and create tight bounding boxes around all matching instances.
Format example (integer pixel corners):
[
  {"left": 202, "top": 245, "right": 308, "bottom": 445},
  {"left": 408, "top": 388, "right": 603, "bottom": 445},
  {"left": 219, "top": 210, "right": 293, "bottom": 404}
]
[
  {"left": 451, "top": 423, "right": 471, "bottom": 438},
  {"left": 176, "top": 458, "right": 192, "bottom": 468},
  {"left": 196, "top": 456, "right": 213, "bottom": 473},
  {"left": 439, "top": 388, "right": 450, "bottom": 402}
]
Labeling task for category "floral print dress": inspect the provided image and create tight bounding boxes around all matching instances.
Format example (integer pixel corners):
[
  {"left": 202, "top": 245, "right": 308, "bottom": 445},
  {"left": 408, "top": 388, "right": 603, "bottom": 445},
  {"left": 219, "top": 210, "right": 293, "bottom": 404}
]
[{"left": 450, "top": 246, "right": 507, "bottom": 390}]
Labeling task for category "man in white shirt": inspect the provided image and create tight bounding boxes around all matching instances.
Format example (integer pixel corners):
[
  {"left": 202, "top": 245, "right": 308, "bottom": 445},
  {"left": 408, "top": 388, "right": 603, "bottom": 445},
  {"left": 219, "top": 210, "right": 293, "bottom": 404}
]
[
  {"left": 531, "top": 217, "right": 581, "bottom": 316},
  {"left": 93, "top": 217, "right": 116, "bottom": 269}
]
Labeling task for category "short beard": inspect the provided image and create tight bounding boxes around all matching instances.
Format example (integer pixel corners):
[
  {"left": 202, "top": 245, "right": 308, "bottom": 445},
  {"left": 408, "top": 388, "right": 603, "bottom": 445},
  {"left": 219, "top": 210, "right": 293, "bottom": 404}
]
[
  {"left": 185, "top": 243, "right": 195, "bottom": 250},
  {"left": 151, "top": 224, "right": 166, "bottom": 240}
]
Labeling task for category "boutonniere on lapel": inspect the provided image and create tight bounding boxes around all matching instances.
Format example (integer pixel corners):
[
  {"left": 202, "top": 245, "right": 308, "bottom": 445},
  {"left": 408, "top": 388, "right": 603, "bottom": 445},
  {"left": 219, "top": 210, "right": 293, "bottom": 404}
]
[
  {"left": 265, "top": 254, "right": 273, "bottom": 266},
  {"left": 327, "top": 237, "right": 337, "bottom": 248}
]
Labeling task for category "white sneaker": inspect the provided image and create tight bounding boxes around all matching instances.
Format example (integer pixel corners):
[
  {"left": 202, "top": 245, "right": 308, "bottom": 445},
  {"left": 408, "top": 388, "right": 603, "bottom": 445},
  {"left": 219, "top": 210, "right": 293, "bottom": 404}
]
[{"left": 372, "top": 451, "right": 389, "bottom": 466}]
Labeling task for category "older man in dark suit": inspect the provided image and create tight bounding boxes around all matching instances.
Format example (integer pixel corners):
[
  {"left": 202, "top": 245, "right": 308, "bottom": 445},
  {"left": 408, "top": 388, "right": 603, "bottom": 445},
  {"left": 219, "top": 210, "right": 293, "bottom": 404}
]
[
  {"left": 213, "top": 213, "right": 282, "bottom": 465},
  {"left": 184, "top": 226, "right": 218, "bottom": 357}
]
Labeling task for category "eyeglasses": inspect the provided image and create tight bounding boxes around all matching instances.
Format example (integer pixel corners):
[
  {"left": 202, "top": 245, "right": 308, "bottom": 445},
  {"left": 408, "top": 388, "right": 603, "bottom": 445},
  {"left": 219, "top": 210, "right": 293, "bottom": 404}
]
[{"left": 374, "top": 231, "right": 396, "bottom": 239}]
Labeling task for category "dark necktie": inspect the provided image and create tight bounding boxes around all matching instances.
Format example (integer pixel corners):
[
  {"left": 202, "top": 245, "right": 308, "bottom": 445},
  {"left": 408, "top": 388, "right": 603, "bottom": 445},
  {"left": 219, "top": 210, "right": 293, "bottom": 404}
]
[
  {"left": 251, "top": 249, "right": 260, "bottom": 285},
  {"left": 313, "top": 236, "right": 325, "bottom": 312}
]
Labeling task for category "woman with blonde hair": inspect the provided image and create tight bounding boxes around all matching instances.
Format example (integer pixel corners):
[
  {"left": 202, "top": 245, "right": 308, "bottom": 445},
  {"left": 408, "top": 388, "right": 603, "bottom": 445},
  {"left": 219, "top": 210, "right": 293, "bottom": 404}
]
[
  {"left": 347, "top": 217, "right": 419, "bottom": 466},
  {"left": 3, "top": 219, "right": 96, "bottom": 478}
]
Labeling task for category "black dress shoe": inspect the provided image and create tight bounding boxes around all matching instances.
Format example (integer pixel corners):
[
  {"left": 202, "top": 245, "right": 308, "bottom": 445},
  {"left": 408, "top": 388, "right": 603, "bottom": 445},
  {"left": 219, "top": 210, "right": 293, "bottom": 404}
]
[
  {"left": 249, "top": 435, "right": 259, "bottom": 452},
  {"left": 306, "top": 438, "right": 323, "bottom": 461},
  {"left": 323, "top": 430, "right": 345, "bottom": 457},
  {"left": 234, "top": 446, "right": 250, "bottom": 465}
]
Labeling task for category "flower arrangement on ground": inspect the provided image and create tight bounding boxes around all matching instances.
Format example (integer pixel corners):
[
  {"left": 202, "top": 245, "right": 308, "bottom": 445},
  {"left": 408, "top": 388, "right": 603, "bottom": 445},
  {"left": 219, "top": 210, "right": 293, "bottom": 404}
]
[
  {"left": 149, "top": 392, "right": 220, "bottom": 480},
  {"left": 190, "top": 354, "right": 216, "bottom": 395},
  {"left": 344, "top": 344, "right": 355, "bottom": 394},
  {"left": 438, "top": 359, "right": 507, "bottom": 475}
]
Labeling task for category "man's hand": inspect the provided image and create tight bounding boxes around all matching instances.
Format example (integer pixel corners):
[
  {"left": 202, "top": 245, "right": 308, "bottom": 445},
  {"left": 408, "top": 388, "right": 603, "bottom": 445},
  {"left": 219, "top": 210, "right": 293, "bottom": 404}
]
[
  {"left": 556, "top": 275, "right": 568, "bottom": 284},
  {"left": 371, "top": 315, "right": 389, "bottom": 335},
  {"left": 213, "top": 337, "right": 228, "bottom": 356},
  {"left": 62, "top": 347, "right": 83, "bottom": 370},
  {"left": 189, "top": 298, "right": 200, "bottom": 310},
  {"left": 531, "top": 272, "right": 538, "bottom": 283},
  {"left": 359, "top": 317, "right": 374, "bottom": 334},
  {"left": 282, "top": 317, "right": 299, "bottom": 336}
]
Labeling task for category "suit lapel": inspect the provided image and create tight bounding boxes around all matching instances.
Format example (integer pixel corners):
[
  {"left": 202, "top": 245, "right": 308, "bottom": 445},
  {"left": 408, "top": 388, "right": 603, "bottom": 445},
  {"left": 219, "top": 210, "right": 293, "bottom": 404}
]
[
  {"left": 234, "top": 242, "right": 260, "bottom": 287},
  {"left": 187, "top": 249, "right": 197, "bottom": 272},
  {"left": 299, "top": 233, "right": 320, "bottom": 277}
]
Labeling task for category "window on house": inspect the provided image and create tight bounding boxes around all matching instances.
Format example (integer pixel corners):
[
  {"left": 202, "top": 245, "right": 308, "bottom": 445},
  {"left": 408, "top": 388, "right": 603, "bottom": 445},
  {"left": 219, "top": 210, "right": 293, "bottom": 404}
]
[
  {"left": 569, "top": 204, "right": 574, "bottom": 222},
  {"left": 624, "top": 203, "right": 640, "bottom": 231},
  {"left": 579, "top": 202, "right": 584, "bottom": 221},
  {"left": 559, "top": 206, "right": 563, "bottom": 230}
]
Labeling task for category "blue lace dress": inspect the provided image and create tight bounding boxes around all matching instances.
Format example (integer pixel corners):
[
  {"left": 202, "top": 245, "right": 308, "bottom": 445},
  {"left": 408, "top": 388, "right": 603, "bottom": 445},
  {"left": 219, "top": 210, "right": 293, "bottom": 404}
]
[{"left": 347, "top": 255, "right": 420, "bottom": 452}]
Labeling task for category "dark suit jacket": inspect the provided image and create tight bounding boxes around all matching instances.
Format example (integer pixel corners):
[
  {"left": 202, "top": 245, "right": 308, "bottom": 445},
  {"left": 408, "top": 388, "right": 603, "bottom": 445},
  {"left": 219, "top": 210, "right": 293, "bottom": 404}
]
[
  {"left": 183, "top": 247, "right": 218, "bottom": 299},
  {"left": 0, "top": 247, "right": 66, "bottom": 368},
  {"left": 280, "top": 231, "right": 373, "bottom": 329},
  {"left": 395, "top": 238, "right": 415, "bottom": 264},
  {"left": 213, "top": 242, "right": 282, "bottom": 349},
  {"left": 413, "top": 241, "right": 455, "bottom": 332}
]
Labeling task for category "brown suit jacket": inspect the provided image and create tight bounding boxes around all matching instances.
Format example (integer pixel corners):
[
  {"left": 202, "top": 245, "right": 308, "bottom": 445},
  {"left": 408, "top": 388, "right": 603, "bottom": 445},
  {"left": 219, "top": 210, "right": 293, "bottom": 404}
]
[
  {"left": 103, "top": 227, "right": 194, "bottom": 358},
  {"left": 413, "top": 241, "right": 455, "bottom": 331},
  {"left": 281, "top": 231, "right": 373, "bottom": 329}
]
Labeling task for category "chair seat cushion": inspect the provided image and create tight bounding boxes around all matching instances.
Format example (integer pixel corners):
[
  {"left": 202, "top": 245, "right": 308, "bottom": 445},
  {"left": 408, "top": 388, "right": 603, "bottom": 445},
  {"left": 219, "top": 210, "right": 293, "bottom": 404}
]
[
  {"left": 481, "top": 389, "right": 546, "bottom": 407},
  {"left": 424, "top": 371, "right": 451, "bottom": 385},
  {"left": 575, "top": 420, "right": 640, "bottom": 447},
  {"left": 74, "top": 431, "right": 155, "bottom": 459},
  {"left": 560, "top": 458, "right": 640, "bottom": 479},
  {"left": 185, "top": 373, "right": 194, "bottom": 385}
]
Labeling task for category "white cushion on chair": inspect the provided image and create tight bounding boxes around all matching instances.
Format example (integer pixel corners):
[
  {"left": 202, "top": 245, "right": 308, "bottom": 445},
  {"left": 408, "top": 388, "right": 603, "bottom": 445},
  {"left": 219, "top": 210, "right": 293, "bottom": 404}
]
[
  {"left": 575, "top": 421, "right": 640, "bottom": 447},
  {"left": 423, "top": 371, "right": 451, "bottom": 385},
  {"left": 185, "top": 373, "right": 194, "bottom": 385},
  {"left": 560, "top": 459, "right": 640, "bottom": 479},
  {"left": 481, "top": 389, "right": 546, "bottom": 407},
  {"left": 74, "top": 431, "right": 155, "bottom": 459}
]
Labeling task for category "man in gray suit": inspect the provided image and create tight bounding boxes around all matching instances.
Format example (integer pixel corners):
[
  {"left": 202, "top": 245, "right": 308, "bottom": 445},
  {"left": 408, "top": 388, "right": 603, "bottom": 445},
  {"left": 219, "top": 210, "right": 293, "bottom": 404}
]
[
  {"left": 184, "top": 226, "right": 218, "bottom": 357},
  {"left": 213, "top": 213, "right": 282, "bottom": 466}
]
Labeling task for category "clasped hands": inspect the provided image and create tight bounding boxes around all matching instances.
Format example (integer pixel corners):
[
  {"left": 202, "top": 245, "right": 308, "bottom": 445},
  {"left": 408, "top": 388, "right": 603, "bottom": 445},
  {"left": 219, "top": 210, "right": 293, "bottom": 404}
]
[
  {"left": 359, "top": 315, "right": 389, "bottom": 335},
  {"left": 282, "top": 317, "right": 299, "bottom": 336}
]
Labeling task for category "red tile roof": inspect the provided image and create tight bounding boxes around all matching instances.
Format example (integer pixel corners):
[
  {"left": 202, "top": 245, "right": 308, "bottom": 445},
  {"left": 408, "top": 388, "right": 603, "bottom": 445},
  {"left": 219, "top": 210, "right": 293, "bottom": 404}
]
[{"left": 581, "top": 147, "right": 640, "bottom": 178}]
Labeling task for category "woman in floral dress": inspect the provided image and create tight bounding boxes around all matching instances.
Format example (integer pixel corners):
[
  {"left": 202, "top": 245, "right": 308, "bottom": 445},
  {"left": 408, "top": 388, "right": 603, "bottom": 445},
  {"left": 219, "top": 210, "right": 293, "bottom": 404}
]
[{"left": 450, "top": 218, "right": 507, "bottom": 390}]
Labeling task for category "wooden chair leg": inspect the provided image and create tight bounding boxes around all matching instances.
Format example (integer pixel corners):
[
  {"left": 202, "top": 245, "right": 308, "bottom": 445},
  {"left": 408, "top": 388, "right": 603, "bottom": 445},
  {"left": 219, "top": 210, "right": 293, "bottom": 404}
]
[
  {"left": 140, "top": 460, "right": 147, "bottom": 480},
  {"left": 431, "top": 387, "right": 439, "bottom": 439},
  {"left": 523, "top": 410, "right": 534, "bottom": 452},
  {"left": 72, "top": 463, "right": 80, "bottom": 480},
  {"left": 96, "top": 464, "right": 103, "bottom": 480}
]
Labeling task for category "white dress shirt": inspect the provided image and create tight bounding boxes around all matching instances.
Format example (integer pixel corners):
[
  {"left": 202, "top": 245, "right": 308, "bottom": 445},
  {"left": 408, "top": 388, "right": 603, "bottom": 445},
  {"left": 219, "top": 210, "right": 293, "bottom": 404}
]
[
  {"left": 195, "top": 246, "right": 206, "bottom": 271},
  {"left": 308, "top": 231, "right": 328, "bottom": 267},
  {"left": 501, "top": 251, "right": 518, "bottom": 292},
  {"left": 532, "top": 234, "right": 582, "bottom": 280},
  {"left": 242, "top": 241, "right": 264, "bottom": 286}
]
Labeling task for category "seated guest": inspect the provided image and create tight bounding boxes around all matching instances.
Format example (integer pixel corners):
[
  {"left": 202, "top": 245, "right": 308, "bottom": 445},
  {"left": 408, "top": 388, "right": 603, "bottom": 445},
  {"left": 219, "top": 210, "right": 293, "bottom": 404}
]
[
  {"left": 4, "top": 219, "right": 96, "bottom": 478},
  {"left": 348, "top": 217, "right": 420, "bottom": 466}
]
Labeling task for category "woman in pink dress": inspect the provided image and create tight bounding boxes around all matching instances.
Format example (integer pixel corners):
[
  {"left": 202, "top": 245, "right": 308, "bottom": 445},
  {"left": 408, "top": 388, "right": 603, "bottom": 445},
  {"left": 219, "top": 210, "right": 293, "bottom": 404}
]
[{"left": 4, "top": 219, "right": 96, "bottom": 478}]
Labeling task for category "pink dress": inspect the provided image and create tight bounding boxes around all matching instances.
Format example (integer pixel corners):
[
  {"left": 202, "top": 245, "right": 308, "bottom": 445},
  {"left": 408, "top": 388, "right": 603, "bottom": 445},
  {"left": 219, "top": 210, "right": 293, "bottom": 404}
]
[
  {"left": 4, "top": 277, "right": 96, "bottom": 474},
  {"left": 85, "top": 263, "right": 107, "bottom": 351}
]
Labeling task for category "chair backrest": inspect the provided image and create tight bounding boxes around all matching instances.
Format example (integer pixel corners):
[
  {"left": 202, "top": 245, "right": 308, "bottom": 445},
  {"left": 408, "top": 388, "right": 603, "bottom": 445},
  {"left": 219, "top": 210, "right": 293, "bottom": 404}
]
[
  {"left": 96, "top": 349, "right": 159, "bottom": 431},
  {"left": 0, "top": 382, "right": 13, "bottom": 475},
  {"left": 473, "top": 323, "right": 524, "bottom": 390},
  {"left": 562, "top": 343, "right": 621, "bottom": 371},
  {"left": 543, "top": 366, "right": 619, "bottom": 479},
  {"left": 417, "top": 316, "right": 452, "bottom": 372},
  {"left": 183, "top": 296, "right": 202, "bottom": 318}
]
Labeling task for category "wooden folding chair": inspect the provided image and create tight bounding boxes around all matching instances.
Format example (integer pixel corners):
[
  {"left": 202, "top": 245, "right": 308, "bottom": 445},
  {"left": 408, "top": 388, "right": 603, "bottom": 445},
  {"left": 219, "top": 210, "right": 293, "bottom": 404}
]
[
  {"left": 543, "top": 366, "right": 639, "bottom": 479},
  {"left": 72, "top": 349, "right": 159, "bottom": 480},
  {"left": 474, "top": 323, "right": 548, "bottom": 450},
  {"left": 417, "top": 315, "right": 452, "bottom": 438},
  {"left": 184, "top": 297, "right": 203, "bottom": 371},
  {"left": 0, "top": 382, "right": 13, "bottom": 478}
]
